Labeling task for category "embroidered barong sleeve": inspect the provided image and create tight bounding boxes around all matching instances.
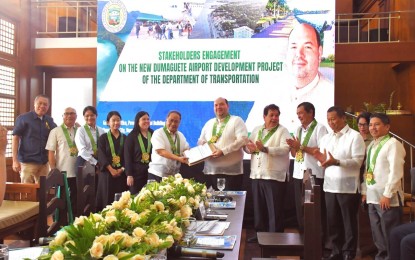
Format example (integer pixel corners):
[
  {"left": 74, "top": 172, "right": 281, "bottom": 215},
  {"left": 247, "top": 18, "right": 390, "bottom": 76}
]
[
  {"left": 221, "top": 117, "right": 248, "bottom": 155},
  {"left": 383, "top": 141, "right": 405, "bottom": 198},
  {"left": 268, "top": 127, "right": 291, "bottom": 156},
  {"left": 338, "top": 134, "right": 365, "bottom": 169}
]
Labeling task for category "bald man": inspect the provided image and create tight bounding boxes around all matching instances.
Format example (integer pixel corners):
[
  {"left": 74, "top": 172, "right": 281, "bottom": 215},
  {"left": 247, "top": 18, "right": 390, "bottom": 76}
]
[
  {"left": 283, "top": 23, "right": 334, "bottom": 132},
  {"left": 46, "top": 107, "right": 78, "bottom": 214},
  {"left": 198, "top": 97, "right": 248, "bottom": 190}
]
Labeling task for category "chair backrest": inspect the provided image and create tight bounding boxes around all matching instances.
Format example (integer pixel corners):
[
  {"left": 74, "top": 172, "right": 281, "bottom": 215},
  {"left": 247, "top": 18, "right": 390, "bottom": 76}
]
[
  {"left": 76, "top": 162, "right": 96, "bottom": 217},
  {"left": 303, "top": 184, "right": 322, "bottom": 260},
  {"left": 38, "top": 169, "right": 68, "bottom": 238},
  {"left": 4, "top": 182, "right": 39, "bottom": 201}
]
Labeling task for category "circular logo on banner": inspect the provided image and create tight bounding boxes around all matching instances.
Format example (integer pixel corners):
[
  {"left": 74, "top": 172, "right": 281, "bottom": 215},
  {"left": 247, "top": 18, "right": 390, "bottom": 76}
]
[{"left": 102, "top": 0, "right": 127, "bottom": 33}]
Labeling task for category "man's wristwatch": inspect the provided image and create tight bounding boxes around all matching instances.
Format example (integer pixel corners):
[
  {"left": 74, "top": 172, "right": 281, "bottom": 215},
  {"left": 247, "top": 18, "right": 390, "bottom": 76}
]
[{"left": 261, "top": 147, "right": 268, "bottom": 153}]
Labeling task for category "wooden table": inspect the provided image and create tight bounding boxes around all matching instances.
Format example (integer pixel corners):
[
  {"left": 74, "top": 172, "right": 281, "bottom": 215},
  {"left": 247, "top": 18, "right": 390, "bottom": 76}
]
[{"left": 170, "top": 192, "right": 246, "bottom": 259}]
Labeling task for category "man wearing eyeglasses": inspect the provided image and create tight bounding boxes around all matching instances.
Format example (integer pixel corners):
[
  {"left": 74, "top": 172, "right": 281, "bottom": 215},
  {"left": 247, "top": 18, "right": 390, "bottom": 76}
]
[
  {"left": 148, "top": 110, "right": 189, "bottom": 182},
  {"left": 46, "top": 107, "right": 78, "bottom": 214},
  {"left": 12, "top": 94, "right": 57, "bottom": 183}
]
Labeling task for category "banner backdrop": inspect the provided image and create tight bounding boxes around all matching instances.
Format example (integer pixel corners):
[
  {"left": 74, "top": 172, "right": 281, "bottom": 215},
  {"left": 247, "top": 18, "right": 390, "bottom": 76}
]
[{"left": 97, "top": 0, "right": 335, "bottom": 147}]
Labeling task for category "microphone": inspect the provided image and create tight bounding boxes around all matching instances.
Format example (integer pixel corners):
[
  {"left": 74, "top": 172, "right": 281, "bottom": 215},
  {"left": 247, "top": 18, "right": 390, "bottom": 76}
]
[
  {"left": 39, "top": 237, "right": 54, "bottom": 246},
  {"left": 168, "top": 245, "right": 225, "bottom": 258}
]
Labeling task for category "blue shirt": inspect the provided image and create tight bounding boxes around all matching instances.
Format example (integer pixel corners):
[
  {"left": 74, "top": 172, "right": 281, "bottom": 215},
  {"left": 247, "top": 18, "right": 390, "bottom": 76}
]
[{"left": 13, "top": 111, "right": 57, "bottom": 164}]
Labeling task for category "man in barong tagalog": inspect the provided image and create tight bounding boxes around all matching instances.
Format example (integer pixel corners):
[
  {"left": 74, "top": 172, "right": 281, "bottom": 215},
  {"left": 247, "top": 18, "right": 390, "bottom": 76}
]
[
  {"left": 313, "top": 106, "right": 365, "bottom": 260},
  {"left": 361, "top": 113, "right": 405, "bottom": 260},
  {"left": 244, "top": 104, "right": 291, "bottom": 243},
  {"left": 198, "top": 97, "right": 248, "bottom": 191},
  {"left": 286, "top": 102, "right": 328, "bottom": 239},
  {"left": 148, "top": 111, "right": 189, "bottom": 182},
  {"left": 46, "top": 107, "right": 79, "bottom": 215}
]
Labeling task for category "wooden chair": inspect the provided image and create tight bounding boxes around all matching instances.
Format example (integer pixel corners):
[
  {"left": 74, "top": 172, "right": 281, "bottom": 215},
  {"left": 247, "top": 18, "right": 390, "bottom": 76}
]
[
  {"left": 3, "top": 182, "right": 39, "bottom": 201},
  {"left": 0, "top": 182, "right": 40, "bottom": 246},
  {"left": 38, "top": 169, "right": 69, "bottom": 239},
  {"left": 257, "top": 184, "right": 322, "bottom": 260},
  {"left": 76, "top": 162, "right": 96, "bottom": 217}
]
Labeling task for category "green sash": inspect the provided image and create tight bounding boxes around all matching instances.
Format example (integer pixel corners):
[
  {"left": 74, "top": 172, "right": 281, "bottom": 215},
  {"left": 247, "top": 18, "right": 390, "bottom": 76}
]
[
  {"left": 138, "top": 131, "right": 152, "bottom": 163},
  {"left": 107, "top": 131, "right": 124, "bottom": 167},
  {"left": 61, "top": 124, "right": 77, "bottom": 157},
  {"left": 295, "top": 120, "right": 318, "bottom": 163},
  {"left": 163, "top": 127, "right": 180, "bottom": 155},
  {"left": 209, "top": 114, "right": 231, "bottom": 143},
  {"left": 84, "top": 125, "right": 99, "bottom": 156},
  {"left": 253, "top": 124, "right": 279, "bottom": 154},
  {"left": 365, "top": 135, "right": 391, "bottom": 185}
]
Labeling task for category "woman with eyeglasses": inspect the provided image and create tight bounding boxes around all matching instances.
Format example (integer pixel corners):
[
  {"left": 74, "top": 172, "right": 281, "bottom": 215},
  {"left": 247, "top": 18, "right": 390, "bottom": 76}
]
[{"left": 357, "top": 111, "right": 373, "bottom": 147}]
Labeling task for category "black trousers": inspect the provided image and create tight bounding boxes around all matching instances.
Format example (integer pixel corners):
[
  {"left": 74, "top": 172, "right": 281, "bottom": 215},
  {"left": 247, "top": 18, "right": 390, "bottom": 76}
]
[
  {"left": 129, "top": 175, "right": 148, "bottom": 195},
  {"left": 325, "top": 192, "right": 360, "bottom": 256},
  {"left": 147, "top": 173, "right": 162, "bottom": 183},
  {"left": 252, "top": 179, "right": 286, "bottom": 232}
]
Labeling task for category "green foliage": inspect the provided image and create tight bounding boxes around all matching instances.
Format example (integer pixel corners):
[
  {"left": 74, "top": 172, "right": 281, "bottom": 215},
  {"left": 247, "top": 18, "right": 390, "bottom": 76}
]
[{"left": 40, "top": 174, "right": 207, "bottom": 259}]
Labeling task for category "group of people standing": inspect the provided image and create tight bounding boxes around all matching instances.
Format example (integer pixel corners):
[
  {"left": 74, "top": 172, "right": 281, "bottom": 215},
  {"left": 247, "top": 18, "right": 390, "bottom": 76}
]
[
  {"left": 5, "top": 93, "right": 412, "bottom": 259},
  {"left": 248, "top": 102, "right": 407, "bottom": 260},
  {"left": 5, "top": 22, "right": 412, "bottom": 260},
  {"left": 140, "top": 20, "right": 192, "bottom": 40}
]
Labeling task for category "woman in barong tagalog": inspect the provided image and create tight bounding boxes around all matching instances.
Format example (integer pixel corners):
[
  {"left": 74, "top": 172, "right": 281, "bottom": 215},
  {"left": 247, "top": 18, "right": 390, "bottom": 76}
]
[
  {"left": 124, "top": 111, "right": 154, "bottom": 195},
  {"left": 96, "top": 111, "right": 128, "bottom": 211}
]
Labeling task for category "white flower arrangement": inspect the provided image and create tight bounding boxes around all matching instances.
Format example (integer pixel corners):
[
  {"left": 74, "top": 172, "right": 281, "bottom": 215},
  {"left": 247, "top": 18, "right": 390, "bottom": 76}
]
[{"left": 39, "top": 173, "right": 207, "bottom": 259}]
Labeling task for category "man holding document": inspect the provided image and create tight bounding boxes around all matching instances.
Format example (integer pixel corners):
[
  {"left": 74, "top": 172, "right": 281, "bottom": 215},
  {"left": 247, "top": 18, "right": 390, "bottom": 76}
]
[
  {"left": 148, "top": 111, "right": 189, "bottom": 182},
  {"left": 198, "top": 97, "right": 248, "bottom": 191},
  {"left": 184, "top": 142, "right": 216, "bottom": 167}
]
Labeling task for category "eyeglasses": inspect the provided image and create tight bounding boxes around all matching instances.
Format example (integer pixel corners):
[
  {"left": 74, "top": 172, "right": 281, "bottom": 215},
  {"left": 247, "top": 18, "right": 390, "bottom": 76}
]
[
  {"left": 357, "top": 123, "right": 368, "bottom": 127},
  {"left": 64, "top": 112, "right": 76, "bottom": 116}
]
